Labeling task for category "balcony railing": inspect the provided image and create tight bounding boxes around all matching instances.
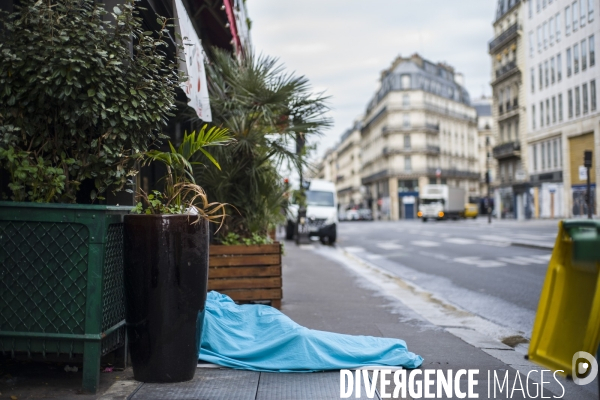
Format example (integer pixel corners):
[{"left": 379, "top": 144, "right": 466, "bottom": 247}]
[
  {"left": 381, "top": 146, "right": 441, "bottom": 156},
  {"left": 492, "top": 141, "right": 521, "bottom": 159},
  {"left": 489, "top": 23, "right": 519, "bottom": 53},
  {"left": 498, "top": 99, "right": 520, "bottom": 115},
  {"left": 495, "top": 60, "right": 518, "bottom": 81}
]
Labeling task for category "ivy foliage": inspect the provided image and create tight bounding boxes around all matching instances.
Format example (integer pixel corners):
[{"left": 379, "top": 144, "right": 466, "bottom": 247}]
[{"left": 0, "top": 0, "right": 180, "bottom": 202}]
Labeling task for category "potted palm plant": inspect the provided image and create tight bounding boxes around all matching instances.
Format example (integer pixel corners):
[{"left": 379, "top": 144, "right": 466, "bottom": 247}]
[
  {"left": 124, "top": 126, "right": 231, "bottom": 383},
  {"left": 0, "top": 0, "right": 180, "bottom": 392},
  {"left": 195, "top": 49, "right": 331, "bottom": 308}
]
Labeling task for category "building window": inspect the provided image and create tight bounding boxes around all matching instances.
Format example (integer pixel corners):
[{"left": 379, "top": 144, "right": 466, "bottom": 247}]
[
  {"left": 541, "top": 142, "right": 546, "bottom": 169},
  {"left": 553, "top": 140, "right": 558, "bottom": 168},
  {"left": 573, "top": 1, "right": 579, "bottom": 31},
  {"left": 532, "top": 105, "right": 536, "bottom": 129},
  {"left": 592, "top": 80, "right": 597, "bottom": 111},
  {"left": 566, "top": 5, "right": 571, "bottom": 35},
  {"left": 568, "top": 89, "right": 574, "bottom": 117},
  {"left": 590, "top": 35, "right": 596, "bottom": 66},
  {"left": 404, "top": 134, "right": 411, "bottom": 150},
  {"left": 557, "top": 53, "right": 563, "bottom": 80},
  {"left": 401, "top": 74, "right": 411, "bottom": 89},
  {"left": 575, "top": 86, "right": 581, "bottom": 116},
  {"left": 537, "top": 26, "right": 542, "bottom": 52},
  {"left": 567, "top": 48, "right": 572, "bottom": 76},
  {"left": 574, "top": 43, "right": 580, "bottom": 73},
  {"left": 531, "top": 68, "right": 535, "bottom": 93},
  {"left": 404, "top": 156, "right": 411, "bottom": 172},
  {"left": 540, "top": 101, "right": 545, "bottom": 127},
  {"left": 581, "top": 0, "right": 587, "bottom": 26},
  {"left": 403, "top": 94, "right": 410, "bottom": 107},
  {"left": 551, "top": 57, "right": 556, "bottom": 83},
  {"left": 590, "top": 0, "right": 595, "bottom": 21},
  {"left": 547, "top": 140, "right": 552, "bottom": 169},
  {"left": 533, "top": 144, "right": 538, "bottom": 171},
  {"left": 549, "top": 17, "right": 555, "bottom": 45},
  {"left": 583, "top": 83, "right": 589, "bottom": 114},
  {"left": 529, "top": 32, "right": 534, "bottom": 56},
  {"left": 545, "top": 61, "right": 549, "bottom": 87},
  {"left": 543, "top": 21, "right": 548, "bottom": 48},
  {"left": 403, "top": 113, "right": 410, "bottom": 127},
  {"left": 582, "top": 39, "right": 588, "bottom": 70},
  {"left": 529, "top": 0, "right": 533, "bottom": 18},
  {"left": 556, "top": 12, "right": 561, "bottom": 41},
  {"left": 559, "top": 93, "right": 564, "bottom": 121},
  {"left": 552, "top": 96, "right": 557, "bottom": 122},
  {"left": 546, "top": 99, "right": 550, "bottom": 125}
]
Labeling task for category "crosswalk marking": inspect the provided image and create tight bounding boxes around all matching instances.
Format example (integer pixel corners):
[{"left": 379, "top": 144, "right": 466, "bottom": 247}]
[
  {"left": 344, "top": 246, "right": 365, "bottom": 253},
  {"left": 454, "top": 257, "right": 506, "bottom": 268},
  {"left": 376, "top": 242, "right": 404, "bottom": 250},
  {"left": 498, "top": 257, "right": 530, "bottom": 265},
  {"left": 479, "top": 240, "right": 511, "bottom": 247},
  {"left": 444, "top": 238, "right": 476, "bottom": 245},
  {"left": 411, "top": 240, "right": 440, "bottom": 247}
]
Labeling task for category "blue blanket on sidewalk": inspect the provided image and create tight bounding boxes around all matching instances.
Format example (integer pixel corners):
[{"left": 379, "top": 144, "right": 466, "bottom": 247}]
[{"left": 198, "top": 291, "right": 424, "bottom": 372}]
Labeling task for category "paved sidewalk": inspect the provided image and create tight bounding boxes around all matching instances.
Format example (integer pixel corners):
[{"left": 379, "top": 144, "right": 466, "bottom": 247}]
[
  {"left": 127, "top": 243, "right": 580, "bottom": 400},
  {"left": 3, "top": 242, "right": 592, "bottom": 399}
]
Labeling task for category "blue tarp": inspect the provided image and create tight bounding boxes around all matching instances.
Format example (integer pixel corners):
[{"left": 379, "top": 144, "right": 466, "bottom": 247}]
[{"left": 198, "top": 291, "right": 424, "bottom": 372}]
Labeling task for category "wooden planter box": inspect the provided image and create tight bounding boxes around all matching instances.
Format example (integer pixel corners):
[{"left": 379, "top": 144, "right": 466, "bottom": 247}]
[{"left": 208, "top": 243, "right": 282, "bottom": 309}]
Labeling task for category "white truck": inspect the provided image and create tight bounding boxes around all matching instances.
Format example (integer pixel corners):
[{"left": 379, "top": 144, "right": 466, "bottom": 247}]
[
  {"left": 418, "top": 184, "right": 465, "bottom": 222},
  {"left": 286, "top": 179, "right": 338, "bottom": 244}
]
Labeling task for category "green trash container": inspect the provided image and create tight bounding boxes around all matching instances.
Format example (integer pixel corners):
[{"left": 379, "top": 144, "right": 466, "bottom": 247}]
[
  {"left": 528, "top": 220, "right": 600, "bottom": 380},
  {"left": 0, "top": 201, "right": 131, "bottom": 393}
]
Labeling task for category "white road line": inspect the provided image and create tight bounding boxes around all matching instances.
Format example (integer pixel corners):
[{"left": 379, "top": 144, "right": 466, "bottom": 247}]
[
  {"left": 480, "top": 235, "right": 511, "bottom": 243},
  {"left": 344, "top": 246, "right": 365, "bottom": 253},
  {"left": 535, "top": 254, "right": 552, "bottom": 261},
  {"left": 479, "top": 240, "right": 511, "bottom": 247},
  {"left": 411, "top": 240, "right": 440, "bottom": 247},
  {"left": 444, "top": 238, "right": 476, "bottom": 245},
  {"left": 498, "top": 256, "right": 548, "bottom": 265},
  {"left": 376, "top": 242, "right": 404, "bottom": 250},
  {"left": 454, "top": 257, "right": 507, "bottom": 268},
  {"left": 365, "top": 254, "right": 384, "bottom": 260},
  {"left": 498, "top": 257, "right": 531, "bottom": 265}
]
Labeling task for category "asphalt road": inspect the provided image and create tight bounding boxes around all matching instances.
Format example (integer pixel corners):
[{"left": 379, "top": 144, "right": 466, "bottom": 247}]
[{"left": 334, "top": 218, "right": 560, "bottom": 339}]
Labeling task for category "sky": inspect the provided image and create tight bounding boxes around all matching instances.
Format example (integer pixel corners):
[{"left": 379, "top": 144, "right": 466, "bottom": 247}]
[{"left": 248, "top": 0, "right": 498, "bottom": 160}]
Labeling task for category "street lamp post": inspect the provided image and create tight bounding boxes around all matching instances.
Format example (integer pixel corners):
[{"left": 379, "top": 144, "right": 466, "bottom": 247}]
[
  {"left": 584, "top": 150, "right": 593, "bottom": 219},
  {"left": 486, "top": 137, "right": 492, "bottom": 224}
]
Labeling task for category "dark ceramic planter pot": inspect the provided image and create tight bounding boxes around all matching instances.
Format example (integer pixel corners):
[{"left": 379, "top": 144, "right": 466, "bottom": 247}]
[{"left": 123, "top": 214, "right": 208, "bottom": 383}]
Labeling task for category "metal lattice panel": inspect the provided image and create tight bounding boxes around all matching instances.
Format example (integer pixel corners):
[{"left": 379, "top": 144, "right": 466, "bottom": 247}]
[
  {"left": 101, "top": 223, "right": 126, "bottom": 355},
  {"left": 0, "top": 221, "right": 89, "bottom": 335},
  {"left": 102, "top": 223, "right": 125, "bottom": 331}
]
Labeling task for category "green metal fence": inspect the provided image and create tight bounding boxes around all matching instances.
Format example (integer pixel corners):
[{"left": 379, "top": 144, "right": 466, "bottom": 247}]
[{"left": 0, "top": 202, "right": 131, "bottom": 393}]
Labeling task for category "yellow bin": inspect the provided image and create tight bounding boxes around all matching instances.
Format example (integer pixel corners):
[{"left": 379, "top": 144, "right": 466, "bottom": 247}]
[{"left": 528, "top": 220, "right": 600, "bottom": 377}]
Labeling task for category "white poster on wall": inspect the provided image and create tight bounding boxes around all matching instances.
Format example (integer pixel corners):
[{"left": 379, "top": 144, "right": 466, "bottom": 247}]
[{"left": 174, "top": 0, "right": 212, "bottom": 122}]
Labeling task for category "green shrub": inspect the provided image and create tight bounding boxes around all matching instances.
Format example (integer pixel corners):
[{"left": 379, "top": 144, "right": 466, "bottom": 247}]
[{"left": 0, "top": 0, "right": 180, "bottom": 202}]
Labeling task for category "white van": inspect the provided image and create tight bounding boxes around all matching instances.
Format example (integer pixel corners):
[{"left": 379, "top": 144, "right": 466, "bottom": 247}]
[{"left": 286, "top": 179, "right": 338, "bottom": 244}]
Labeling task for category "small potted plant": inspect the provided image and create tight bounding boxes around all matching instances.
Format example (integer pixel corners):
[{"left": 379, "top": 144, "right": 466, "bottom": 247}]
[{"left": 124, "top": 126, "right": 231, "bottom": 383}]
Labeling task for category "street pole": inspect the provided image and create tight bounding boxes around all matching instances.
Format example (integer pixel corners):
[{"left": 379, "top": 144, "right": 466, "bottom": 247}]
[
  {"left": 296, "top": 133, "right": 306, "bottom": 245},
  {"left": 584, "top": 150, "right": 593, "bottom": 219},
  {"left": 486, "top": 137, "right": 492, "bottom": 224}
]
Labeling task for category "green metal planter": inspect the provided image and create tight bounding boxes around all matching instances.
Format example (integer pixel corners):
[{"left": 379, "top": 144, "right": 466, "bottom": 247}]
[{"left": 0, "top": 201, "right": 131, "bottom": 393}]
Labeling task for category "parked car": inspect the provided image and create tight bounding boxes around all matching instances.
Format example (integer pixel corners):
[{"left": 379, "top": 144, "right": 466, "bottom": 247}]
[
  {"left": 358, "top": 208, "right": 373, "bottom": 221},
  {"left": 345, "top": 209, "right": 360, "bottom": 221},
  {"left": 463, "top": 203, "right": 479, "bottom": 219},
  {"left": 286, "top": 179, "right": 337, "bottom": 244}
]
